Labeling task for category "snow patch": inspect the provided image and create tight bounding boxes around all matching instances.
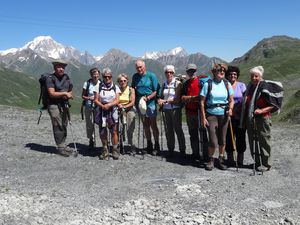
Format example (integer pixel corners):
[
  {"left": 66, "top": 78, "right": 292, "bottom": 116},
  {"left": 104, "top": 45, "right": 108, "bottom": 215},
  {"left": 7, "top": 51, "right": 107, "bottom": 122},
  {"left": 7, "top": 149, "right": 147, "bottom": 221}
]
[{"left": 0, "top": 48, "right": 18, "bottom": 56}]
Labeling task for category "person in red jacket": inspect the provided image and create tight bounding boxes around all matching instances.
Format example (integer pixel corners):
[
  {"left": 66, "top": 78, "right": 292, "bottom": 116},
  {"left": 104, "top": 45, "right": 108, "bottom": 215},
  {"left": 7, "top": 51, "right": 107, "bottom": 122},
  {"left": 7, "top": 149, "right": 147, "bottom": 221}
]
[{"left": 181, "top": 64, "right": 208, "bottom": 162}]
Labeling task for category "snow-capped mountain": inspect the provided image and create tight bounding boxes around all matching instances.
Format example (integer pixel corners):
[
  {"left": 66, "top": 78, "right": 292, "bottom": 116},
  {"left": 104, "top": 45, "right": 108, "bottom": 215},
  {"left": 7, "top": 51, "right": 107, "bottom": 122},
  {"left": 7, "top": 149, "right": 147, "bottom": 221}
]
[
  {"left": 0, "top": 36, "right": 96, "bottom": 65},
  {"left": 0, "top": 35, "right": 225, "bottom": 82},
  {"left": 142, "top": 47, "right": 188, "bottom": 60}
]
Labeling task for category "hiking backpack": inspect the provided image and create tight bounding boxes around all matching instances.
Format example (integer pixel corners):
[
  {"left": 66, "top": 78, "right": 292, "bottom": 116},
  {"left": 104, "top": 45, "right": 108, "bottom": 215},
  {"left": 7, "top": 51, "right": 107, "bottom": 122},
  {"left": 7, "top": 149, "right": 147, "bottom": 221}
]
[
  {"left": 259, "top": 80, "right": 284, "bottom": 114},
  {"left": 38, "top": 73, "right": 70, "bottom": 110},
  {"left": 38, "top": 73, "right": 53, "bottom": 110}
]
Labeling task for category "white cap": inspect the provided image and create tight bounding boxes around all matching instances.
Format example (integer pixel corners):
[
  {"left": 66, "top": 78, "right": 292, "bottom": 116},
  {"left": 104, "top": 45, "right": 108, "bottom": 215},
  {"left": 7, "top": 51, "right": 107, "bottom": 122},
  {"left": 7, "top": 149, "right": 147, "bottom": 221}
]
[{"left": 138, "top": 98, "right": 147, "bottom": 115}]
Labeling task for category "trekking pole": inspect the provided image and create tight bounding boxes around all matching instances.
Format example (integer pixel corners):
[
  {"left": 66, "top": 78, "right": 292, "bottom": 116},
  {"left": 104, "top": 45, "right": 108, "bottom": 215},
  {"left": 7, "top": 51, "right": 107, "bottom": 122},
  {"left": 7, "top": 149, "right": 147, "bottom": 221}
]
[
  {"left": 229, "top": 117, "right": 238, "bottom": 172},
  {"left": 138, "top": 113, "right": 141, "bottom": 153},
  {"left": 160, "top": 109, "right": 163, "bottom": 153},
  {"left": 80, "top": 102, "right": 84, "bottom": 120},
  {"left": 118, "top": 109, "right": 125, "bottom": 155},
  {"left": 198, "top": 109, "right": 204, "bottom": 162},
  {"left": 65, "top": 104, "right": 78, "bottom": 157},
  {"left": 253, "top": 116, "right": 263, "bottom": 175},
  {"left": 142, "top": 115, "right": 145, "bottom": 151},
  {"left": 92, "top": 107, "right": 96, "bottom": 149},
  {"left": 37, "top": 108, "right": 43, "bottom": 125},
  {"left": 141, "top": 115, "right": 145, "bottom": 160}
]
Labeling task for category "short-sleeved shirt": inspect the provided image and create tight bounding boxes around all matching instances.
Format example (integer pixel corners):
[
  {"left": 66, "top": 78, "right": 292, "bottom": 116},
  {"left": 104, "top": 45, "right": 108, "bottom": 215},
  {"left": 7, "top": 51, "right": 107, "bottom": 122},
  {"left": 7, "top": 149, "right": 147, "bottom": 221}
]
[
  {"left": 83, "top": 79, "right": 100, "bottom": 107},
  {"left": 131, "top": 71, "right": 159, "bottom": 108},
  {"left": 233, "top": 81, "right": 246, "bottom": 105},
  {"left": 95, "top": 82, "right": 121, "bottom": 104},
  {"left": 161, "top": 78, "right": 181, "bottom": 110},
  {"left": 200, "top": 80, "right": 234, "bottom": 115},
  {"left": 46, "top": 73, "right": 73, "bottom": 105}
]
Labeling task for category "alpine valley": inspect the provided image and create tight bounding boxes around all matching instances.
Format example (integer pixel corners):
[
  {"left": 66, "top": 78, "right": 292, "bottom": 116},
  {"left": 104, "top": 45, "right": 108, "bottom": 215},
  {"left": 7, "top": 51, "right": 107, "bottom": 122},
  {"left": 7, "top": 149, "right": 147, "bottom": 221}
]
[{"left": 0, "top": 35, "right": 299, "bottom": 123}]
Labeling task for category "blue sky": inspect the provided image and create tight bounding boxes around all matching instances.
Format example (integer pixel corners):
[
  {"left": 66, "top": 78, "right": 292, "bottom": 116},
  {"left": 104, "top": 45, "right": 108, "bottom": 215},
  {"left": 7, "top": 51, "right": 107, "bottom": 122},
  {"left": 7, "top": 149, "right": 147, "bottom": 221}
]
[{"left": 0, "top": 0, "right": 299, "bottom": 62}]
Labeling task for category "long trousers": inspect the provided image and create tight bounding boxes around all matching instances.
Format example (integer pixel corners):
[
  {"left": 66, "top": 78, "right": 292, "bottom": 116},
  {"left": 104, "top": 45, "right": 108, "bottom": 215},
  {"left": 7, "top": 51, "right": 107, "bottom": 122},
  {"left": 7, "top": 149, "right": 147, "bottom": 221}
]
[
  {"left": 226, "top": 116, "right": 246, "bottom": 154},
  {"left": 48, "top": 104, "right": 68, "bottom": 148},
  {"left": 247, "top": 116, "right": 272, "bottom": 167},
  {"left": 163, "top": 108, "right": 185, "bottom": 152}
]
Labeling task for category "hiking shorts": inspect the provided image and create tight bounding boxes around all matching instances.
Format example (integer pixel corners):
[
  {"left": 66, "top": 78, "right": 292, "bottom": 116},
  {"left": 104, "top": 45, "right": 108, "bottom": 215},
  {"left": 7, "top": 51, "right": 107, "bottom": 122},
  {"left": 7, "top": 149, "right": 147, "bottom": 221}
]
[
  {"left": 145, "top": 104, "right": 157, "bottom": 118},
  {"left": 206, "top": 113, "right": 229, "bottom": 148}
]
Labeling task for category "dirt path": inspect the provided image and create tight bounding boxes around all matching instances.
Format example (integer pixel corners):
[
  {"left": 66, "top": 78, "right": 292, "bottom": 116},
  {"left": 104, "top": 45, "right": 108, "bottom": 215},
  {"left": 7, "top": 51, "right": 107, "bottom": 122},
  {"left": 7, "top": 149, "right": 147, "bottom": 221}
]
[{"left": 0, "top": 106, "right": 299, "bottom": 225}]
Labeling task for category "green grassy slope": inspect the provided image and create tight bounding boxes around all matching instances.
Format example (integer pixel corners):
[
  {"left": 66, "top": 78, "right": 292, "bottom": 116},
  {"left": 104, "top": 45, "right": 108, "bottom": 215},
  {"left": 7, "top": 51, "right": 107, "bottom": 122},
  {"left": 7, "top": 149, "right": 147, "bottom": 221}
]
[{"left": 231, "top": 36, "right": 300, "bottom": 123}]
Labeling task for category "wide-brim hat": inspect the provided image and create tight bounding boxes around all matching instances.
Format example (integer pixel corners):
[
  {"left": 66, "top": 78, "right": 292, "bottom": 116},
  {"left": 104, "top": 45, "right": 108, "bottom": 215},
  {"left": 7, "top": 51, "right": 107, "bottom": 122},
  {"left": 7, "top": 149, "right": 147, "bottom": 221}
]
[
  {"left": 138, "top": 97, "right": 147, "bottom": 115},
  {"left": 186, "top": 63, "right": 197, "bottom": 71},
  {"left": 52, "top": 60, "right": 68, "bottom": 67}
]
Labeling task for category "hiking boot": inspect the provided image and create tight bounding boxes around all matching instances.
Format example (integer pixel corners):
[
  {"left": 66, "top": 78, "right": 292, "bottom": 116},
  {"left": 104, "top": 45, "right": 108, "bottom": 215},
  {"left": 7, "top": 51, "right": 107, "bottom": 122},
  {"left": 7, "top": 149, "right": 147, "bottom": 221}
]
[
  {"left": 256, "top": 165, "right": 268, "bottom": 172},
  {"left": 88, "top": 139, "right": 95, "bottom": 149},
  {"left": 237, "top": 153, "right": 244, "bottom": 166},
  {"left": 99, "top": 147, "right": 109, "bottom": 160},
  {"left": 152, "top": 142, "right": 160, "bottom": 156},
  {"left": 57, "top": 147, "right": 72, "bottom": 157},
  {"left": 219, "top": 156, "right": 228, "bottom": 170},
  {"left": 146, "top": 140, "right": 153, "bottom": 154},
  {"left": 112, "top": 147, "right": 120, "bottom": 160},
  {"left": 119, "top": 144, "right": 124, "bottom": 155},
  {"left": 129, "top": 145, "right": 136, "bottom": 156},
  {"left": 180, "top": 151, "right": 187, "bottom": 159},
  {"left": 191, "top": 153, "right": 200, "bottom": 161},
  {"left": 226, "top": 152, "right": 235, "bottom": 167},
  {"left": 205, "top": 157, "right": 214, "bottom": 171},
  {"left": 167, "top": 149, "right": 174, "bottom": 158}
]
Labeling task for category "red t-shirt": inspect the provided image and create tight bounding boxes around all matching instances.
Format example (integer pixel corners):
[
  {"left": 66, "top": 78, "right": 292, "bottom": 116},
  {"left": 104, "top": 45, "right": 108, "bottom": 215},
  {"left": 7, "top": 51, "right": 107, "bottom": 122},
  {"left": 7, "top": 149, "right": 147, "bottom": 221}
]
[{"left": 185, "top": 77, "right": 200, "bottom": 112}]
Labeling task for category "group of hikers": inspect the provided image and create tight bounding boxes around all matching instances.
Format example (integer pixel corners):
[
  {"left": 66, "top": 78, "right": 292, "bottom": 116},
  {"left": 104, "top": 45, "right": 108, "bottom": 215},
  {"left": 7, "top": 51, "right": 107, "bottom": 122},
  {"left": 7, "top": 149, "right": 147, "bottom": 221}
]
[{"left": 44, "top": 59, "right": 283, "bottom": 172}]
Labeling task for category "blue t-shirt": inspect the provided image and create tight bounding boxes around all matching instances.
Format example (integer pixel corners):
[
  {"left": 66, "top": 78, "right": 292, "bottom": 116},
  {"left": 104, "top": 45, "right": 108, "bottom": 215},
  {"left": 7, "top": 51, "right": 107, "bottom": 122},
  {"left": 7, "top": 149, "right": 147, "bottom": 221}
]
[
  {"left": 200, "top": 80, "right": 234, "bottom": 115},
  {"left": 131, "top": 71, "right": 159, "bottom": 108}
]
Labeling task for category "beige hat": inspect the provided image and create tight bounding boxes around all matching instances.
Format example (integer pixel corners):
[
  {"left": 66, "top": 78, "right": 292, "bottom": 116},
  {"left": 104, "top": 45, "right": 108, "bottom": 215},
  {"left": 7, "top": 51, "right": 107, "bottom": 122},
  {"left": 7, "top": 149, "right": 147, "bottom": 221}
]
[
  {"left": 52, "top": 60, "right": 68, "bottom": 67},
  {"left": 186, "top": 63, "right": 197, "bottom": 71},
  {"left": 138, "top": 97, "right": 147, "bottom": 115}
]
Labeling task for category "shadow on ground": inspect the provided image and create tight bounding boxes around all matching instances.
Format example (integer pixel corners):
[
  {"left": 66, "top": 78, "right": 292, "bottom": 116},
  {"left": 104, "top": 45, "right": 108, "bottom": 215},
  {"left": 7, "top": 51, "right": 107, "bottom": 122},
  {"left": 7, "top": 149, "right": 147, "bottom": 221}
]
[{"left": 25, "top": 142, "right": 99, "bottom": 157}]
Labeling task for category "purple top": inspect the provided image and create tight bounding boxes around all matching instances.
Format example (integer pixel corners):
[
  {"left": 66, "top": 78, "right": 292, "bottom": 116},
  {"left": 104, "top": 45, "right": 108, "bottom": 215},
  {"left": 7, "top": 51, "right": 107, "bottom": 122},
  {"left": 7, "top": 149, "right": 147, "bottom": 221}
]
[
  {"left": 233, "top": 81, "right": 246, "bottom": 104},
  {"left": 232, "top": 81, "right": 246, "bottom": 119}
]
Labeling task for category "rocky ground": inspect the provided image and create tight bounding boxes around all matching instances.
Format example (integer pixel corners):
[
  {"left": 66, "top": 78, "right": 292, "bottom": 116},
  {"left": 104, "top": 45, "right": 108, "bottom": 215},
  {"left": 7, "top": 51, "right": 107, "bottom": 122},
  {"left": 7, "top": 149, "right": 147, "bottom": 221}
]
[{"left": 0, "top": 105, "right": 299, "bottom": 225}]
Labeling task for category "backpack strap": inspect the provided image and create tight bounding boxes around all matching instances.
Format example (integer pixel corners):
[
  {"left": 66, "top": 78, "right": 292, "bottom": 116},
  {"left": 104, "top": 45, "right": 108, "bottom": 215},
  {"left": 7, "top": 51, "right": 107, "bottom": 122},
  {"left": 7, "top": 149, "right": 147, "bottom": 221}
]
[
  {"left": 205, "top": 79, "right": 230, "bottom": 109},
  {"left": 99, "top": 82, "right": 117, "bottom": 96}
]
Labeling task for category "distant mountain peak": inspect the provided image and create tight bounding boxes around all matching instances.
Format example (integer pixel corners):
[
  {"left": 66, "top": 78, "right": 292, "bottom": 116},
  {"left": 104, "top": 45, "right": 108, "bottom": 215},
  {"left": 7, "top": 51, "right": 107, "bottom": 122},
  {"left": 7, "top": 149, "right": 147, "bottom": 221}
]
[{"left": 142, "top": 47, "right": 188, "bottom": 60}]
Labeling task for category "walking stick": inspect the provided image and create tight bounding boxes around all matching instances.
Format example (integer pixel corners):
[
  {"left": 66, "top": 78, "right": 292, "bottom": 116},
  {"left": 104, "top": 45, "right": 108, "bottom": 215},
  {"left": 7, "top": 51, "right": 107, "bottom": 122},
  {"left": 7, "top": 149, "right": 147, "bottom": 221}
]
[
  {"left": 198, "top": 109, "right": 204, "bottom": 161},
  {"left": 160, "top": 109, "right": 164, "bottom": 153},
  {"left": 92, "top": 107, "right": 96, "bottom": 149},
  {"left": 37, "top": 108, "right": 43, "bottom": 125},
  {"left": 121, "top": 108, "right": 127, "bottom": 142},
  {"left": 253, "top": 116, "right": 263, "bottom": 175},
  {"left": 141, "top": 114, "right": 145, "bottom": 160},
  {"left": 65, "top": 104, "right": 78, "bottom": 157},
  {"left": 229, "top": 117, "right": 238, "bottom": 171}
]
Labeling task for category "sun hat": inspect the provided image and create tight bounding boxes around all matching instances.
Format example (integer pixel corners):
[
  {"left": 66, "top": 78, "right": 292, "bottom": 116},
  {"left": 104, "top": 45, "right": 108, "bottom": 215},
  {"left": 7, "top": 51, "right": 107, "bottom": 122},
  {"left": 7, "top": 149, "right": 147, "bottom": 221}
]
[
  {"left": 186, "top": 63, "right": 197, "bottom": 71},
  {"left": 52, "top": 60, "right": 68, "bottom": 67},
  {"left": 138, "top": 97, "right": 147, "bottom": 115}
]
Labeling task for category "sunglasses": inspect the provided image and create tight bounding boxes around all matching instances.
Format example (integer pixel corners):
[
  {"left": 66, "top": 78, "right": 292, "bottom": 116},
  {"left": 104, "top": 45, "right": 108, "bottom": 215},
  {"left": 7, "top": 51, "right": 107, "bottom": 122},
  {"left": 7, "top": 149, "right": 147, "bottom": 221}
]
[
  {"left": 103, "top": 76, "right": 112, "bottom": 79},
  {"left": 229, "top": 72, "right": 237, "bottom": 76},
  {"left": 118, "top": 80, "right": 127, "bottom": 83},
  {"left": 186, "top": 69, "right": 196, "bottom": 73},
  {"left": 165, "top": 71, "right": 174, "bottom": 74},
  {"left": 216, "top": 69, "right": 225, "bottom": 73}
]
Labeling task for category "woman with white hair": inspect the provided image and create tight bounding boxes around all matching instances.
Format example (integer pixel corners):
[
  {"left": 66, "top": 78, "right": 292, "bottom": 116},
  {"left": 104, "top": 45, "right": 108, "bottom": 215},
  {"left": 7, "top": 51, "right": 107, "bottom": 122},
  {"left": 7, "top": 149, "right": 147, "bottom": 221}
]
[
  {"left": 94, "top": 68, "right": 121, "bottom": 160},
  {"left": 240, "top": 66, "right": 275, "bottom": 172},
  {"left": 158, "top": 65, "right": 186, "bottom": 157}
]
